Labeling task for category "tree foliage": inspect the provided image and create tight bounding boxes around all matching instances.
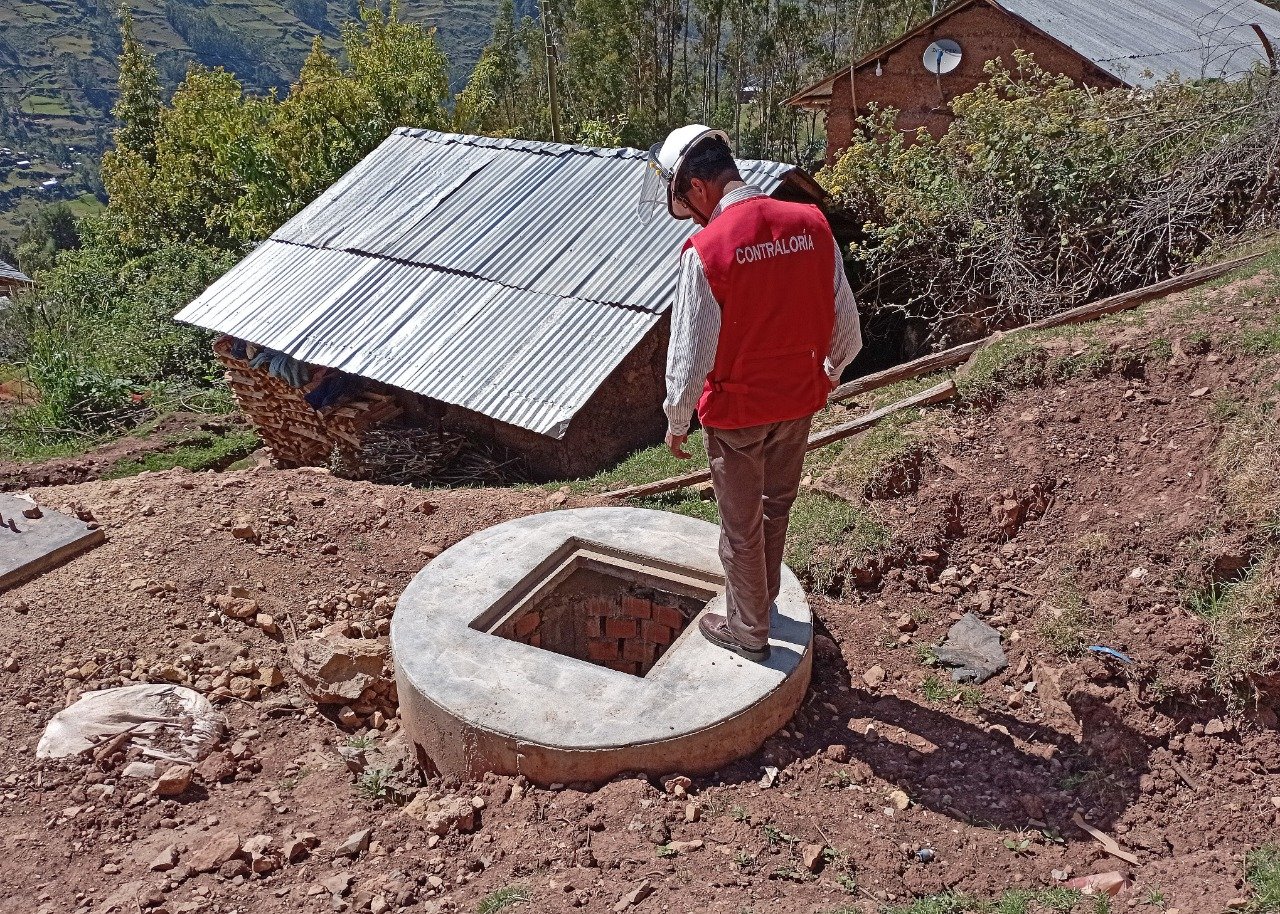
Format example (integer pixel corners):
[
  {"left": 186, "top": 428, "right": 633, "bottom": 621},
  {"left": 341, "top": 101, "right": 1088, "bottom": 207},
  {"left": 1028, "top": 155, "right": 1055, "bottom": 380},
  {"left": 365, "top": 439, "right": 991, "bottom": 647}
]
[
  {"left": 101, "top": 0, "right": 450, "bottom": 250},
  {"left": 821, "top": 53, "right": 1280, "bottom": 349},
  {"left": 4, "top": 2, "right": 451, "bottom": 445},
  {"left": 458, "top": 0, "right": 948, "bottom": 158}
]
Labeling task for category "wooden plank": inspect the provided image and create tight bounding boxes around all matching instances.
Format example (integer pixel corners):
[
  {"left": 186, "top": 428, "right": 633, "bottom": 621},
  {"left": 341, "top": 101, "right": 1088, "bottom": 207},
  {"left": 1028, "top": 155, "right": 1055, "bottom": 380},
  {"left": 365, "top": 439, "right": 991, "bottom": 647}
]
[
  {"left": 603, "top": 380, "right": 956, "bottom": 500},
  {"left": 807, "top": 380, "right": 956, "bottom": 449},
  {"left": 0, "top": 495, "right": 106, "bottom": 591},
  {"left": 830, "top": 340, "right": 984, "bottom": 403}
]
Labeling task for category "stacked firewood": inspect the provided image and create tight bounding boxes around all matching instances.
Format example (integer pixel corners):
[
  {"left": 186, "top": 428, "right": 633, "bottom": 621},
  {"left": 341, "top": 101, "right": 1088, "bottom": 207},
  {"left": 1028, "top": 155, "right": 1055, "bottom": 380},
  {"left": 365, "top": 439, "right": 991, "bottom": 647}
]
[{"left": 212, "top": 337, "right": 401, "bottom": 469}]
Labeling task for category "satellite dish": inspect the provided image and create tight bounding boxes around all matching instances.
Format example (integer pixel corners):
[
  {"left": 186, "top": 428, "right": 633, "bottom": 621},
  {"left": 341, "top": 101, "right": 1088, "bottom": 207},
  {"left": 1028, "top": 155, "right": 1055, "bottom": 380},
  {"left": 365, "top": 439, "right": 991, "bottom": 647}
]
[{"left": 923, "top": 38, "right": 963, "bottom": 75}]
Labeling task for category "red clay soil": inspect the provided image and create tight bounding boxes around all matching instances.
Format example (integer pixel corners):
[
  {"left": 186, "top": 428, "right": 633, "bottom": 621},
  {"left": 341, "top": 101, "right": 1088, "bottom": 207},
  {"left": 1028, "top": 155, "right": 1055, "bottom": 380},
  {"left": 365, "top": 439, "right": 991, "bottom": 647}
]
[{"left": 1, "top": 277, "right": 1278, "bottom": 914}]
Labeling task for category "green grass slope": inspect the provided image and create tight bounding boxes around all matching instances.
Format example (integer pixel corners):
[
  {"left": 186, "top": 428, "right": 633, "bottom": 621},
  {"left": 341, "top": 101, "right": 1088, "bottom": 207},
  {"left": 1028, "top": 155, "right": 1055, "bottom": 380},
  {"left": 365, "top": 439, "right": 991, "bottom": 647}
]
[{"left": 0, "top": 0, "right": 501, "bottom": 243}]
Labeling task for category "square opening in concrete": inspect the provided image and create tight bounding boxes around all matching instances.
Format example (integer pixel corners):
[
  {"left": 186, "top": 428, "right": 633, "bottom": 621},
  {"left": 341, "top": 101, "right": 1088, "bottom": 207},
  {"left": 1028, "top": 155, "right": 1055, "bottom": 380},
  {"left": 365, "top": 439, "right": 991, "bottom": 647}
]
[{"left": 470, "top": 537, "right": 724, "bottom": 677}]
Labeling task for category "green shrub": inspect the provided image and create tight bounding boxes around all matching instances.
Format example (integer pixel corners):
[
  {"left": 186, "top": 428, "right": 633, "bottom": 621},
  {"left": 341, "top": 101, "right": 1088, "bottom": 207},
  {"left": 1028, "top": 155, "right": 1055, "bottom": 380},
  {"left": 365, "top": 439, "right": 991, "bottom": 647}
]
[{"left": 821, "top": 54, "right": 1280, "bottom": 348}]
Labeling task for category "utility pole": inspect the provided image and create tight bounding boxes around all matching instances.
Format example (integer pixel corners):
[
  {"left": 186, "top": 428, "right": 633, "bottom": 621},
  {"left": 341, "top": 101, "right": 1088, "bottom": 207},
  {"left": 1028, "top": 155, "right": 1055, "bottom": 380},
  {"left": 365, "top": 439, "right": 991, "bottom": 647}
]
[{"left": 538, "top": 0, "right": 562, "bottom": 142}]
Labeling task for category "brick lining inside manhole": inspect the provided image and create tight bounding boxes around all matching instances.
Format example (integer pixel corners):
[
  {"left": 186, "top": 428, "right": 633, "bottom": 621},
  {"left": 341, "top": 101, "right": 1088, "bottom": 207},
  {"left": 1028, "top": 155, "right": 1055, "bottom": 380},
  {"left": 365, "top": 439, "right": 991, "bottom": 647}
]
[{"left": 471, "top": 537, "right": 722, "bottom": 678}]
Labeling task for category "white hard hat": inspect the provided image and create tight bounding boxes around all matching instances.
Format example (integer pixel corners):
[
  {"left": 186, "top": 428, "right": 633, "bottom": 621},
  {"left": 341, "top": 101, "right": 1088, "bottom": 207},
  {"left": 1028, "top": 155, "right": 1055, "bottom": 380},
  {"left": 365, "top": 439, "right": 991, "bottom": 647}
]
[{"left": 638, "top": 124, "right": 731, "bottom": 221}]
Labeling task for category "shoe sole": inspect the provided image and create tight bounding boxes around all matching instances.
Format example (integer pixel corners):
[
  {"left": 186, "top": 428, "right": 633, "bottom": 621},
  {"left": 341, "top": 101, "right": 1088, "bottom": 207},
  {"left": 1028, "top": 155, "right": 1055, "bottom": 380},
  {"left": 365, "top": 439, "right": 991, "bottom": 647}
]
[{"left": 700, "top": 626, "right": 771, "bottom": 662}]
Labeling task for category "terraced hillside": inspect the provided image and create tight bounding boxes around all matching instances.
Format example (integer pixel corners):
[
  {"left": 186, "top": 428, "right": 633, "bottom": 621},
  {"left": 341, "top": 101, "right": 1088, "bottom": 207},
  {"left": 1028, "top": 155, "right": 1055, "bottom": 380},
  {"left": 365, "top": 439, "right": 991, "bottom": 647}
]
[{"left": 0, "top": 0, "right": 500, "bottom": 242}]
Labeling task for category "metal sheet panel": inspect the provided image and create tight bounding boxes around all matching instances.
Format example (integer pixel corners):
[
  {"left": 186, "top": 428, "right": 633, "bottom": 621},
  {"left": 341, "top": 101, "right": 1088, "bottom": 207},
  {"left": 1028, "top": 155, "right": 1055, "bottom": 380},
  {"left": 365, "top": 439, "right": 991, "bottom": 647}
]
[
  {"left": 177, "top": 242, "right": 660, "bottom": 438},
  {"left": 0, "top": 259, "right": 30, "bottom": 285},
  {"left": 997, "top": 0, "right": 1280, "bottom": 85},
  {"left": 177, "top": 130, "right": 810, "bottom": 439}
]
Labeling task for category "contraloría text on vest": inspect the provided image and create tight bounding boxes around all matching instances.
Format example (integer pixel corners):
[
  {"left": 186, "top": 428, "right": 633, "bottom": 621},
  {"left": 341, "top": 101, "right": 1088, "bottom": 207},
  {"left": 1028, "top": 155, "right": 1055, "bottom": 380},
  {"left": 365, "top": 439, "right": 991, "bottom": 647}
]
[{"left": 734, "top": 234, "right": 815, "bottom": 264}]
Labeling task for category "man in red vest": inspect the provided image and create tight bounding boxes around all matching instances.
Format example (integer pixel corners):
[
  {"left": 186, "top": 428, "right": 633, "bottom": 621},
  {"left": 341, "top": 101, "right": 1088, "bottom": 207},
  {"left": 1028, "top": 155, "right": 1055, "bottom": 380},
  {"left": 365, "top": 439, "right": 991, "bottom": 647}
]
[{"left": 641, "top": 125, "right": 862, "bottom": 662}]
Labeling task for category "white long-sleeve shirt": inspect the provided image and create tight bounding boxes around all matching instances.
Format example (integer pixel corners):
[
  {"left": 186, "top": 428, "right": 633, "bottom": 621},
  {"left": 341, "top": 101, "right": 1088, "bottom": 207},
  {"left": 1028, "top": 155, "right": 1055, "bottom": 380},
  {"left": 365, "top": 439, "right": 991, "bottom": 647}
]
[{"left": 663, "top": 184, "right": 863, "bottom": 437}]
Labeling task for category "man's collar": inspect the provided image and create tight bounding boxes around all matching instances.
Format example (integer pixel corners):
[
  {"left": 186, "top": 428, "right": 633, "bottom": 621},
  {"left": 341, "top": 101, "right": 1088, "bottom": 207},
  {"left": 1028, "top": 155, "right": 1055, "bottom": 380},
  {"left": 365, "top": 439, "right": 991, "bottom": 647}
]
[{"left": 709, "top": 184, "right": 766, "bottom": 222}]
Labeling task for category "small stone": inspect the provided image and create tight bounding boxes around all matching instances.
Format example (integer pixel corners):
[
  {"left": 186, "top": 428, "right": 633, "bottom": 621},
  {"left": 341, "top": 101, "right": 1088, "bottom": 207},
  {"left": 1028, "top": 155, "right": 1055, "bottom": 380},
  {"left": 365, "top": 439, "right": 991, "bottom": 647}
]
[
  {"left": 149, "top": 845, "right": 179, "bottom": 872},
  {"left": 471, "top": 796, "right": 486, "bottom": 810},
  {"left": 370, "top": 896, "right": 391, "bottom": 914},
  {"left": 282, "top": 836, "right": 313, "bottom": 863},
  {"left": 256, "top": 614, "right": 281, "bottom": 636},
  {"left": 614, "top": 880, "right": 653, "bottom": 911},
  {"left": 1204, "top": 718, "right": 1230, "bottom": 736},
  {"left": 663, "top": 775, "right": 692, "bottom": 795},
  {"left": 196, "top": 751, "right": 236, "bottom": 784},
  {"left": 895, "top": 614, "right": 917, "bottom": 633},
  {"left": 801, "top": 843, "right": 825, "bottom": 873},
  {"left": 333, "top": 828, "right": 371, "bottom": 859},
  {"left": 887, "top": 789, "right": 911, "bottom": 811},
  {"left": 825, "top": 744, "right": 850, "bottom": 763},
  {"left": 338, "top": 706, "right": 362, "bottom": 728},
  {"left": 1190, "top": 387, "right": 1211, "bottom": 398},
  {"left": 321, "top": 872, "right": 353, "bottom": 897},
  {"left": 187, "top": 831, "right": 242, "bottom": 873},
  {"left": 1271, "top": 797, "right": 1280, "bottom": 810},
  {"left": 863, "top": 665, "right": 886, "bottom": 688},
  {"left": 153, "top": 765, "right": 193, "bottom": 798},
  {"left": 684, "top": 803, "right": 700, "bottom": 823},
  {"left": 666, "top": 839, "right": 703, "bottom": 854},
  {"left": 122, "top": 761, "right": 158, "bottom": 780},
  {"left": 759, "top": 766, "right": 779, "bottom": 788}
]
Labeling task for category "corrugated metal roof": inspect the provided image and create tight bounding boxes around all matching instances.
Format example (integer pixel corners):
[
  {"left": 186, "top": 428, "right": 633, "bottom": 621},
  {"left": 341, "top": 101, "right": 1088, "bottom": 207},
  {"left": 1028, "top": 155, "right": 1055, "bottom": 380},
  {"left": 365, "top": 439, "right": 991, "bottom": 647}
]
[
  {"left": 998, "top": 0, "right": 1280, "bottom": 86},
  {"left": 176, "top": 129, "right": 808, "bottom": 438},
  {"left": 0, "top": 259, "right": 30, "bottom": 286}
]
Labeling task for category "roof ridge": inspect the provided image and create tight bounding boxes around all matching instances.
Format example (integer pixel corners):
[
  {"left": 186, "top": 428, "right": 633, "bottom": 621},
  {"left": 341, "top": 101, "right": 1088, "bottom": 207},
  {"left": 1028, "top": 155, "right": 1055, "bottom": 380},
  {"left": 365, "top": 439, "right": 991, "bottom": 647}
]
[
  {"left": 393, "top": 127, "right": 646, "bottom": 160},
  {"left": 272, "top": 239, "right": 666, "bottom": 315}
]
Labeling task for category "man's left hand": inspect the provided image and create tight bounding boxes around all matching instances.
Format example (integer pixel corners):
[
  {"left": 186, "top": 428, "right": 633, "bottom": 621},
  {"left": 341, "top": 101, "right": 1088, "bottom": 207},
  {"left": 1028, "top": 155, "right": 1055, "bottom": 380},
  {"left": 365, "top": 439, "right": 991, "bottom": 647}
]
[{"left": 666, "top": 431, "right": 692, "bottom": 459}]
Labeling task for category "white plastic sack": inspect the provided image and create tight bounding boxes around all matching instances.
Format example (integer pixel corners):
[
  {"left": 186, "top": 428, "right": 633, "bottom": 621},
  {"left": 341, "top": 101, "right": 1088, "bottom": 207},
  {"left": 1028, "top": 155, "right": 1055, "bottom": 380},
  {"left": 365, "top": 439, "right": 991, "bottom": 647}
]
[{"left": 36, "top": 684, "right": 225, "bottom": 762}]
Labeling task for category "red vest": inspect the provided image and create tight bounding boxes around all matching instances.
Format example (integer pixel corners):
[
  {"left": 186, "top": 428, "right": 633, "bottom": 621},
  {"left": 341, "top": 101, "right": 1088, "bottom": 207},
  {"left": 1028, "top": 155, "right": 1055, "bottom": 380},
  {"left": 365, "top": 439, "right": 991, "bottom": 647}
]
[{"left": 684, "top": 196, "right": 836, "bottom": 430}]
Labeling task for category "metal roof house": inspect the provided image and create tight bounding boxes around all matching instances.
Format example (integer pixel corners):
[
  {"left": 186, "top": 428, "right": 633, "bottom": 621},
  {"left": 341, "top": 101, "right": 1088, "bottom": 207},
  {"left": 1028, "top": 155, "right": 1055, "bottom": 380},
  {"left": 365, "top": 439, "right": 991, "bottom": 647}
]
[
  {"left": 177, "top": 129, "right": 825, "bottom": 479},
  {"left": 0, "top": 258, "right": 31, "bottom": 294},
  {"left": 788, "top": 0, "right": 1280, "bottom": 163}
]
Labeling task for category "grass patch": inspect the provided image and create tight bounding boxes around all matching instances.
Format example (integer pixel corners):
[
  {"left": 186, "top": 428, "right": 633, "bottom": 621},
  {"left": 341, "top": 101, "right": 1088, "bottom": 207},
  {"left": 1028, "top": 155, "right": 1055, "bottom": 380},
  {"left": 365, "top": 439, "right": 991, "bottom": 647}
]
[
  {"left": 1215, "top": 402, "right": 1280, "bottom": 535},
  {"left": 1237, "top": 315, "right": 1280, "bottom": 357},
  {"left": 476, "top": 885, "right": 531, "bottom": 914},
  {"left": 785, "top": 491, "right": 888, "bottom": 591},
  {"left": 1247, "top": 844, "right": 1280, "bottom": 913},
  {"left": 1189, "top": 556, "right": 1280, "bottom": 697},
  {"left": 103, "top": 428, "right": 260, "bottom": 479},
  {"left": 551, "top": 431, "right": 708, "bottom": 495},
  {"left": 920, "top": 674, "right": 983, "bottom": 708},
  {"left": 820, "top": 408, "right": 931, "bottom": 498},
  {"left": 870, "top": 888, "right": 1084, "bottom": 914},
  {"left": 956, "top": 324, "right": 1118, "bottom": 406},
  {"left": 1038, "top": 574, "right": 1093, "bottom": 655}
]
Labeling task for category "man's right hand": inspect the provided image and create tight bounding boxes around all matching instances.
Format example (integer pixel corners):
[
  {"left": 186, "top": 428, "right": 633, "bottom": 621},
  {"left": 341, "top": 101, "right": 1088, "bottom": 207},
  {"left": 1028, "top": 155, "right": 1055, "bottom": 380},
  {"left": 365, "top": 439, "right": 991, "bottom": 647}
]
[{"left": 666, "top": 431, "right": 692, "bottom": 459}]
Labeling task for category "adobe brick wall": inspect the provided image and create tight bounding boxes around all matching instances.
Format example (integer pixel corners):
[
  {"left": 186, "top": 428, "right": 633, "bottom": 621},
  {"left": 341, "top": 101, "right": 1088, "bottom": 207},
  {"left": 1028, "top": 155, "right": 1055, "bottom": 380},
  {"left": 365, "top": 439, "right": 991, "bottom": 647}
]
[
  {"left": 495, "top": 569, "right": 700, "bottom": 677},
  {"left": 823, "top": 2, "right": 1123, "bottom": 163}
]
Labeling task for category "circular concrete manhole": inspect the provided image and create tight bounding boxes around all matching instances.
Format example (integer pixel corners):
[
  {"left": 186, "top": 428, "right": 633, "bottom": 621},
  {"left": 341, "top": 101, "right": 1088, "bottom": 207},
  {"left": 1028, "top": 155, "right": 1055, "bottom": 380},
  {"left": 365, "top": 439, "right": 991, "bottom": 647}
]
[{"left": 391, "top": 506, "right": 812, "bottom": 785}]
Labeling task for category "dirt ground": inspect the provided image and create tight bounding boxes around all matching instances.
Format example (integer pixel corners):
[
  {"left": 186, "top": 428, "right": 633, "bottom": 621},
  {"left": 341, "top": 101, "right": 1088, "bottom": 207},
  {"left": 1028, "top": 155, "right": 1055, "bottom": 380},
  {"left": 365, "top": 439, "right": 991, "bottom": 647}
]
[{"left": 1, "top": 274, "right": 1278, "bottom": 914}]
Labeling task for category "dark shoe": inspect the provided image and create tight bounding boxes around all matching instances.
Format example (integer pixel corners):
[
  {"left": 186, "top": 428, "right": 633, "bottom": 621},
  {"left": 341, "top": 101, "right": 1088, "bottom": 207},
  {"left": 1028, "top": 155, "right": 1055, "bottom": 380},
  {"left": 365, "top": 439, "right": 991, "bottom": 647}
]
[{"left": 698, "top": 613, "right": 770, "bottom": 662}]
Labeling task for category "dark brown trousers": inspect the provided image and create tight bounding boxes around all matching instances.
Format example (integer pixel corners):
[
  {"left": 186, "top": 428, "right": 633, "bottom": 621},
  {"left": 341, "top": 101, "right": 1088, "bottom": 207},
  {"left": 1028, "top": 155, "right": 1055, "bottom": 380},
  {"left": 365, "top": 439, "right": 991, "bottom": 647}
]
[{"left": 704, "top": 414, "right": 812, "bottom": 650}]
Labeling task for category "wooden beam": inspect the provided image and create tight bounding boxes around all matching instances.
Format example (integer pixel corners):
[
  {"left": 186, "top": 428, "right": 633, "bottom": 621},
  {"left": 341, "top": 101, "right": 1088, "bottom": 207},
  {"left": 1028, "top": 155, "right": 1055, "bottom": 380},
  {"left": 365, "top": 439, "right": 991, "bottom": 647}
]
[
  {"left": 603, "top": 380, "right": 956, "bottom": 500},
  {"left": 830, "top": 340, "right": 983, "bottom": 403}
]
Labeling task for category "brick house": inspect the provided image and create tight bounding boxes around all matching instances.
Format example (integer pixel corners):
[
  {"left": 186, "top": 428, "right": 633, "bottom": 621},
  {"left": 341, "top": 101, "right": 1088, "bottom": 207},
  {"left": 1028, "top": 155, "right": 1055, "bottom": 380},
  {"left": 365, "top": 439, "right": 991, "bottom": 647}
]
[{"left": 788, "top": 0, "right": 1280, "bottom": 164}]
